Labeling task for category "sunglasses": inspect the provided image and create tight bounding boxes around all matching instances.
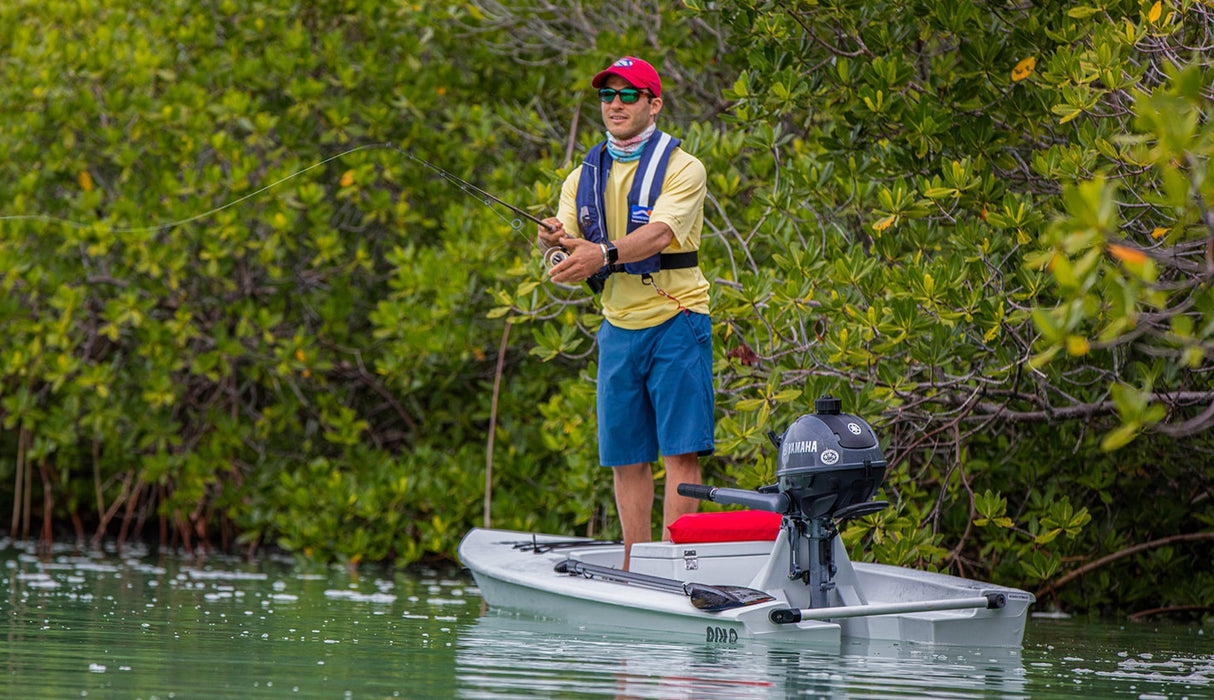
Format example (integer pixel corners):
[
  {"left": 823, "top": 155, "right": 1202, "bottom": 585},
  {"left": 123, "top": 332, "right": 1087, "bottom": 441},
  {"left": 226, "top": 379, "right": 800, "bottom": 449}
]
[{"left": 598, "top": 88, "right": 650, "bottom": 104}]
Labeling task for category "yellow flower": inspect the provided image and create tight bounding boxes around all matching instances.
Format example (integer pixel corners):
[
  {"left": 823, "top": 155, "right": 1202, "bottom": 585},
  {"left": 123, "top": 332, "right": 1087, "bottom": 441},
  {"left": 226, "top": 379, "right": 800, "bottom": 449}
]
[
  {"left": 1012, "top": 56, "right": 1036, "bottom": 82},
  {"left": 78, "top": 170, "right": 94, "bottom": 191}
]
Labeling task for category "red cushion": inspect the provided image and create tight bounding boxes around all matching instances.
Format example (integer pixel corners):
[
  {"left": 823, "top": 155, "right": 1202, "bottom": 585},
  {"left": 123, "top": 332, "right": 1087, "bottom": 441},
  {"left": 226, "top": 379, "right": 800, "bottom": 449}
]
[{"left": 667, "top": 510, "right": 783, "bottom": 543}]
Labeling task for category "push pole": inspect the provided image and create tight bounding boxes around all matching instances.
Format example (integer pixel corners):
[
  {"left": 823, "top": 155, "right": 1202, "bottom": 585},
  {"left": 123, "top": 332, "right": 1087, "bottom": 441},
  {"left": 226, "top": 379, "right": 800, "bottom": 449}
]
[{"left": 769, "top": 593, "right": 1007, "bottom": 624}]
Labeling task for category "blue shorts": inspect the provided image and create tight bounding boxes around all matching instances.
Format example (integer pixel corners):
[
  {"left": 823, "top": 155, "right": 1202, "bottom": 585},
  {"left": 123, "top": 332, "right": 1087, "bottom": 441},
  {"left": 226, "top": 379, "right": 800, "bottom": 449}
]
[{"left": 596, "top": 312, "right": 715, "bottom": 467}]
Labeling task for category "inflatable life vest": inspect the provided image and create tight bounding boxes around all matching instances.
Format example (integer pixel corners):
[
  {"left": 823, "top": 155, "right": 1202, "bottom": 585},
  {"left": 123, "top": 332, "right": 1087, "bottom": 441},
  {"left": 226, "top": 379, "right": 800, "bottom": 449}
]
[{"left": 574, "top": 130, "right": 698, "bottom": 277}]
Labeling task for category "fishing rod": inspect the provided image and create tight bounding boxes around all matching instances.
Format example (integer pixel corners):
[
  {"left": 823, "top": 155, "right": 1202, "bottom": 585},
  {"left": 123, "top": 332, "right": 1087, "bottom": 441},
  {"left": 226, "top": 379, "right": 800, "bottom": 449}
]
[
  {"left": 387, "top": 144, "right": 554, "bottom": 234},
  {"left": 0, "top": 142, "right": 576, "bottom": 278},
  {"left": 384, "top": 144, "right": 575, "bottom": 274},
  {"left": 399, "top": 145, "right": 691, "bottom": 303}
]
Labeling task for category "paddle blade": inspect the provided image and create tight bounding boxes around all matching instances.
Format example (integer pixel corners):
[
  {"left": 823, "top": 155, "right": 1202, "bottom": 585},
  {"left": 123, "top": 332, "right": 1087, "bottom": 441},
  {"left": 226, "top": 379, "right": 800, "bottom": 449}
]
[{"left": 685, "top": 583, "right": 774, "bottom": 612}]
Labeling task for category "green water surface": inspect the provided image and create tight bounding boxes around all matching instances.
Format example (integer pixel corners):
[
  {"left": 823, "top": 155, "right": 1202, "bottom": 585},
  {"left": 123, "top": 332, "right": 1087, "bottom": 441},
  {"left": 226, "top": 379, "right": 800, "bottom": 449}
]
[{"left": 1, "top": 540, "right": 1209, "bottom": 698}]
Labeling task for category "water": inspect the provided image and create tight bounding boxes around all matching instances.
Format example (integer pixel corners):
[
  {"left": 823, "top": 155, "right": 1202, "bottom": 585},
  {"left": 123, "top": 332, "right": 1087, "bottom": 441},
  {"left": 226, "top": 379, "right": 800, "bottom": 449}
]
[{"left": 2, "top": 541, "right": 1210, "bottom": 699}]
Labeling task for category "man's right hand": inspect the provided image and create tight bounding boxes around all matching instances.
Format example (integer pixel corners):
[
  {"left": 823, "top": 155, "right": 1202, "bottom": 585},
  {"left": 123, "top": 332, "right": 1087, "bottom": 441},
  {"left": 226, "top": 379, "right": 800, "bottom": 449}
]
[
  {"left": 547, "top": 236, "right": 605, "bottom": 286},
  {"left": 537, "top": 217, "right": 566, "bottom": 249}
]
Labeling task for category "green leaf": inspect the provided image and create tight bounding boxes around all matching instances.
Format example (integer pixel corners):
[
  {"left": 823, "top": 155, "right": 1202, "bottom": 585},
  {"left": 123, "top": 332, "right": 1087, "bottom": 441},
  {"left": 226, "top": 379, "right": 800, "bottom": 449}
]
[{"left": 1100, "top": 421, "right": 1141, "bottom": 451}]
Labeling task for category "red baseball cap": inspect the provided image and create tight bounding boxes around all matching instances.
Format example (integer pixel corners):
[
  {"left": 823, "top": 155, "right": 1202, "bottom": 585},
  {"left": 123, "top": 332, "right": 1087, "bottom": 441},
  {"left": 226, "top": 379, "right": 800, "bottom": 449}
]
[{"left": 591, "top": 56, "right": 662, "bottom": 98}]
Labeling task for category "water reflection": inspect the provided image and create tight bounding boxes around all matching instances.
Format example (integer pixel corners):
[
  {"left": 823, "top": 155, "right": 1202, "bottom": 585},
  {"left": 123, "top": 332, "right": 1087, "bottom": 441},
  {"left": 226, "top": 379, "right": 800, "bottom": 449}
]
[
  {"left": 456, "top": 612, "right": 1031, "bottom": 698},
  {"left": 1, "top": 540, "right": 1208, "bottom": 699},
  {"left": 1021, "top": 618, "right": 1214, "bottom": 698},
  {"left": 1, "top": 539, "right": 470, "bottom": 698},
  {"left": 456, "top": 609, "right": 1213, "bottom": 698}
]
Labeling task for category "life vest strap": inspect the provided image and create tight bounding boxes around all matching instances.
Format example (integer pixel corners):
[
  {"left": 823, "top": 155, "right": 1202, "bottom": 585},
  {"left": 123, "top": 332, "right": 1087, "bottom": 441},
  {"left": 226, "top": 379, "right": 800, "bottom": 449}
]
[{"left": 606, "top": 250, "right": 698, "bottom": 274}]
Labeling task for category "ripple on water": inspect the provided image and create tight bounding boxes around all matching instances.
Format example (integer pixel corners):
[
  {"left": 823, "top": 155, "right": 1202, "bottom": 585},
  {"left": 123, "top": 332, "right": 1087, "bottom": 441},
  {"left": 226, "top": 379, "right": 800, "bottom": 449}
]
[
  {"left": 2, "top": 541, "right": 1208, "bottom": 699},
  {"left": 323, "top": 589, "right": 398, "bottom": 603}
]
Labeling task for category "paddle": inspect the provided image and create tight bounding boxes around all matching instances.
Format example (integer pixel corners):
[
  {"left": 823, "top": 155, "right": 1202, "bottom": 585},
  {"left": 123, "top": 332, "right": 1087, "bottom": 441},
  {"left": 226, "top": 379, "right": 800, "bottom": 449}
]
[{"left": 554, "top": 559, "right": 774, "bottom": 612}]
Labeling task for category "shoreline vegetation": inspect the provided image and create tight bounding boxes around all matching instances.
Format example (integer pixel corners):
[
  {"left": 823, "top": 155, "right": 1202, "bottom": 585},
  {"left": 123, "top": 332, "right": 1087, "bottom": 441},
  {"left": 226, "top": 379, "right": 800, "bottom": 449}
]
[{"left": 0, "top": 1, "right": 1210, "bottom": 620}]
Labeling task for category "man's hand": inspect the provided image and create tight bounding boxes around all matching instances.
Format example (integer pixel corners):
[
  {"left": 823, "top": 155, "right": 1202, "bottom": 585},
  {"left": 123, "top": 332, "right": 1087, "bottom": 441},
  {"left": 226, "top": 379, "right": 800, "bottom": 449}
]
[
  {"left": 537, "top": 217, "right": 566, "bottom": 249},
  {"left": 547, "top": 236, "right": 605, "bottom": 286}
]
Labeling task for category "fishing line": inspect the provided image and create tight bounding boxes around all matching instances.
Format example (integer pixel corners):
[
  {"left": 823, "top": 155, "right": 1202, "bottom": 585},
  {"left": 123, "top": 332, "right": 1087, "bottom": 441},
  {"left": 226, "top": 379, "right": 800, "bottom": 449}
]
[
  {"left": 0, "top": 141, "right": 598, "bottom": 293},
  {"left": 0, "top": 143, "right": 387, "bottom": 235},
  {"left": 0, "top": 142, "right": 552, "bottom": 246}
]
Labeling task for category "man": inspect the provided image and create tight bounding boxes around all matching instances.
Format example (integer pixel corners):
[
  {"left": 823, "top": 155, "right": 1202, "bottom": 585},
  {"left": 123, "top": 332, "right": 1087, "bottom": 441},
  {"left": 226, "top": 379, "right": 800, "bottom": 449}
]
[{"left": 538, "top": 56, "right": 713, "bottom": 571}]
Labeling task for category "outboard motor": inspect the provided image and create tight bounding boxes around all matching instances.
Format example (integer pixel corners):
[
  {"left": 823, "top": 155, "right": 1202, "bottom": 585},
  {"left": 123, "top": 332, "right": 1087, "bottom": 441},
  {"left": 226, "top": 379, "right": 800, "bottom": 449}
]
[
  {"left": 773, "top": 396, "right": 886, "bottom": 521},
  {"left": 678, "top": 396, "right": 888, "bottom": 609}
]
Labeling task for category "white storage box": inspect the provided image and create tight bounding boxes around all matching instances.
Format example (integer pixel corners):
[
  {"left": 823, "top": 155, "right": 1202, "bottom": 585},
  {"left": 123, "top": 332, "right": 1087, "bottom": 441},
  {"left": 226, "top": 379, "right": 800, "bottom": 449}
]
[{"left": 629, "top": 540, "right": 772, "bottom": 585}]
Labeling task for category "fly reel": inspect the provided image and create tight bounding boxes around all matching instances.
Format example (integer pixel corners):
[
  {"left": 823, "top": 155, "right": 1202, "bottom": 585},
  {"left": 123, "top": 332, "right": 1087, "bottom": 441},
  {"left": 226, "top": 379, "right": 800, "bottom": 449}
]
[{"left": 543, "top": 247, "right": 582, "bottom": 291}]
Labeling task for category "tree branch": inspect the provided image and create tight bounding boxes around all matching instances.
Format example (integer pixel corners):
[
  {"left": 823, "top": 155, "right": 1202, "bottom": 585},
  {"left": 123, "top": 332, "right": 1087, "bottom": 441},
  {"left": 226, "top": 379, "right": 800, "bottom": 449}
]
[{"left": 1035, "top": 532, "right": 1214, "bottom": 599}]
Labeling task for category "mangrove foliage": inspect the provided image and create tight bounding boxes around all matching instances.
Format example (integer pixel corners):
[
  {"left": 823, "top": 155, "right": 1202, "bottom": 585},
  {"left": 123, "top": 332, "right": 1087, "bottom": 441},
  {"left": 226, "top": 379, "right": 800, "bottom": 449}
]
[{"left": 0, "top": 0, "right": 1210, "bottom": 619}]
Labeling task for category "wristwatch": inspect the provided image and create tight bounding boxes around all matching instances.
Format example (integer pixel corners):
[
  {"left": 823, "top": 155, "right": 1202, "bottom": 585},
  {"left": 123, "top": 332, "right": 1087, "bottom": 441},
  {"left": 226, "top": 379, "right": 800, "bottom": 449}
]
[{"left": 604, "top": 240, "right": 619, "bottom": 265}]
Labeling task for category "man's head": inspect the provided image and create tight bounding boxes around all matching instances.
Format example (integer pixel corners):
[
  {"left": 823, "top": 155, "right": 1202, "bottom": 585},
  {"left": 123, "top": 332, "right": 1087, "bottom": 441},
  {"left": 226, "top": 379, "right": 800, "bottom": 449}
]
[{"left": 593, "top": 56, "right": 663, "bottom": 141}]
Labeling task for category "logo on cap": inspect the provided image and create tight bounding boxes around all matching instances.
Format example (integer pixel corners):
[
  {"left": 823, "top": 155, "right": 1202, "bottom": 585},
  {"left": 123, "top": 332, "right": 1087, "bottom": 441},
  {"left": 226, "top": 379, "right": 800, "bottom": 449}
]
[{"left": 614, "top": 58, "right": 635, "bottom": 68}]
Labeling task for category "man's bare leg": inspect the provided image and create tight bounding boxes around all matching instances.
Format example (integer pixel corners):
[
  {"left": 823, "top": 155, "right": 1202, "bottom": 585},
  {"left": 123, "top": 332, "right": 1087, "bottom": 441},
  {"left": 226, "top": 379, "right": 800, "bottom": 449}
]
[
  {"left": 662, "top": 452, "right": 702, "bottom": 540},
  {"left": 613, "top": 463, "right": 654, "bottom": 571}
]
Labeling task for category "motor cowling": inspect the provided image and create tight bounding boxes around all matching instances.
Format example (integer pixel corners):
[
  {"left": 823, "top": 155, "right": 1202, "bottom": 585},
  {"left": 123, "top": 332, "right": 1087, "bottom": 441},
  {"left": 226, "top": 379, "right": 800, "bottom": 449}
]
[{"left": 774, "top": 397, "right": 886, "bottom": 519}]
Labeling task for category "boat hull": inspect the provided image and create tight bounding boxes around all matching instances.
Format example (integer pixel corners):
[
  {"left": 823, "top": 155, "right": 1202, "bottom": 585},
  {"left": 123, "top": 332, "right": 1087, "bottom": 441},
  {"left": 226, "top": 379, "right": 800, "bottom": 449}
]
[
  {"left": 459, "top": 529, "right": 841, "bottom": 645},
  {"left": 458, "top": 528, "right": 1034, "bottom": 648}
]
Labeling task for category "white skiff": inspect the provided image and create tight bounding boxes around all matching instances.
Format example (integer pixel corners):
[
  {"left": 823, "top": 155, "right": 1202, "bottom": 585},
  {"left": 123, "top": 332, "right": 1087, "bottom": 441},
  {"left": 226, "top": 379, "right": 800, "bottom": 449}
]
[
  {"left": 459, "top": 524, "right": 1034, "bottom": 648},
  {"left": 461, "top": 398, "right": 1037, "bottom": 648}
]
